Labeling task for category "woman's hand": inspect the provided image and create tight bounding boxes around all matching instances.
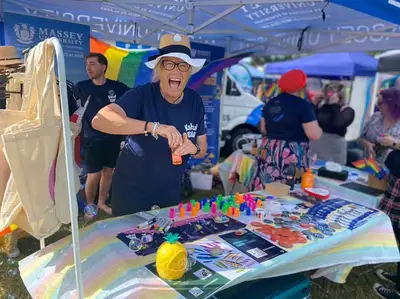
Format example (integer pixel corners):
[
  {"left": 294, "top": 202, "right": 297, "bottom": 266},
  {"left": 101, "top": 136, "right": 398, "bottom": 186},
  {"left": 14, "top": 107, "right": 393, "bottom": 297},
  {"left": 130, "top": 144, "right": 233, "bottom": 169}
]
[
  {"left": 366, "top": 142, "right": 376, "bottom": 158},
  {"left": 157, "top": 124, "right": 183, "bottom": 148},
  {"left": 173, "top": 133, "right": 197, "bottom": 156},
  {"left": 380, "top": 135, "right": 396, "bottom": 147}
]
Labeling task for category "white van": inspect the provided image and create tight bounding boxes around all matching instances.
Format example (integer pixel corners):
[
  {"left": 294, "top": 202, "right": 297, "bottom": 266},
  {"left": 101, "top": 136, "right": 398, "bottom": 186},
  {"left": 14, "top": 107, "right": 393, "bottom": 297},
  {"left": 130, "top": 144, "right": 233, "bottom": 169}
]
[{"left": 220, "top": 71, "right": 265, "bottom": 154}]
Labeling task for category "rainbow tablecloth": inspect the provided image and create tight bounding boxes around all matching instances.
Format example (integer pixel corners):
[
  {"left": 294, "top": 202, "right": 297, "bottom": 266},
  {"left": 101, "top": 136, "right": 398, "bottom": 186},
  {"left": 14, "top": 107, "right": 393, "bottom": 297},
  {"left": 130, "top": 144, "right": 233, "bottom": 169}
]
[{"left": 19, "top": 195, "right": 399, "bottom": 299}]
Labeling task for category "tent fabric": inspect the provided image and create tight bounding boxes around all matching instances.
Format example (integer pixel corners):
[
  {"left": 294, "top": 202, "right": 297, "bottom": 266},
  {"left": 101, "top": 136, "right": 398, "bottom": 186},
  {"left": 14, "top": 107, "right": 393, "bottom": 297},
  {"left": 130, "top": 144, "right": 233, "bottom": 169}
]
[
  {"left": 265, "top": 52, "right": 378, "bottom": 78},
  {"left": 330, "top": 0, "right": 400, "bottom": 26},
  {"left": 378, "top": 53, "right": 400, "bottom": 73},
  {"left": 3, "top": 1, "right": 400, "bottom": 55}
]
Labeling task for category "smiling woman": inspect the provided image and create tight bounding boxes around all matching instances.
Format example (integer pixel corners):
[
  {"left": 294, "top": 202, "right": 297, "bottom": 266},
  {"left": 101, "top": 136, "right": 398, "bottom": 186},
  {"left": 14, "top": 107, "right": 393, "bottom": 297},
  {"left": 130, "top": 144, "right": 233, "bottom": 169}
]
[{"left": 91, "top": 33, "right": 208, "bottom": 216}]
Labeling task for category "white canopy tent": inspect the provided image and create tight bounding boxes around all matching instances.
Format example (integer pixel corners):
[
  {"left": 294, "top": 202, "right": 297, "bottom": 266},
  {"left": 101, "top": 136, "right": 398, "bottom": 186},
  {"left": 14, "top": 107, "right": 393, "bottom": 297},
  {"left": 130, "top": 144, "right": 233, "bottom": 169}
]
[{"left": 2, "top": 1, "right": 400, "bottom": 298}]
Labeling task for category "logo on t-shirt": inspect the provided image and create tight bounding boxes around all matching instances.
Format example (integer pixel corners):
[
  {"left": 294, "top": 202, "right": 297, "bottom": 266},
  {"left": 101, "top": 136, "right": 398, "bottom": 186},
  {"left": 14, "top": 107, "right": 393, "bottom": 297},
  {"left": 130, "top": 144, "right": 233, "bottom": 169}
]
[
  {"left": 108, "top": 90, "right": 117, "bottom": 102},
  {"left": 184, "top": 123, "right": 198, "bottom": 138}
]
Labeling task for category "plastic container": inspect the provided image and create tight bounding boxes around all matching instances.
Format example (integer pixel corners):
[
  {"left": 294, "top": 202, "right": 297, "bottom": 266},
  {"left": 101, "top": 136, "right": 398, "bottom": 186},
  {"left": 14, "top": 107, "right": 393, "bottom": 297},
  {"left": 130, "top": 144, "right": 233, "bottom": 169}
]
[
  {"left": 172, "top": 153, "right": 182, "bottom": 165},
  {"left": 264, "top": 199, "right": 281, "bottom": 216},
  {"left": 301, "top": 168, "right": 314, "bottom": 190}
]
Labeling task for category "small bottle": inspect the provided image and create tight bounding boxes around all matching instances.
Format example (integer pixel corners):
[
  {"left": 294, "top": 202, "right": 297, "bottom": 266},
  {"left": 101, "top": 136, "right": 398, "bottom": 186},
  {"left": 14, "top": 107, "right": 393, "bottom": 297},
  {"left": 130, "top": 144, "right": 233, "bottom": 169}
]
[
  {"left": 172, "top": 153, "right": 182, "bottom": 165},
  {"left": 301, "top": 168, "right": 315, "bottom": 190},
  {"left": 286, "top": 163, "right": 296, "bottom": 190},
  {"left": 251, "top": 139, "right": 258, "bottom": 156}
]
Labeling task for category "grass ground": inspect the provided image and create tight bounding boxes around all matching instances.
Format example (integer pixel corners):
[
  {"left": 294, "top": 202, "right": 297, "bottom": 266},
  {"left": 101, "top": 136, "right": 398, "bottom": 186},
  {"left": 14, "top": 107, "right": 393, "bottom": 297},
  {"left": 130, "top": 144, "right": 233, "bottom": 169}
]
[{"left": 0, "top": 188, "right": 392, "bottom": 298}]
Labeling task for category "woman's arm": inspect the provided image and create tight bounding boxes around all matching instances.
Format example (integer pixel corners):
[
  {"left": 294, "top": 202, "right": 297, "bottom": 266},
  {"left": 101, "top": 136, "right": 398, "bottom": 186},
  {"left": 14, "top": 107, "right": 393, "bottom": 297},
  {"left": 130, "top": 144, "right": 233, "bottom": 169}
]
[
  {"left": 193, "top": 135, "right": 207, "bottom": 159},
  {"left": 92, "top": 103, "right": 149, "bottom": 135},
  {"left": 92, "top": 102, "right": 183, "bottom": 148},
  {"left": 359, "top": 137, "right": 376, "bottom": 157},
  {"left": 302, "top": 121, "right": 322, "bottom": 141},
  {"left": 260, "top": 117, "right": 267, "bottom": 136}
]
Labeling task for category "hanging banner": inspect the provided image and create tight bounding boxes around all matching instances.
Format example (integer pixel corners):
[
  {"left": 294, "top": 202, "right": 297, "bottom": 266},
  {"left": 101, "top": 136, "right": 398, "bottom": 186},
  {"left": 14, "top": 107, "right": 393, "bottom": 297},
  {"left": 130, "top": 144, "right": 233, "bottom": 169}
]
[
  {"left": 189, "top": 42, "right": 225, "bottom": 166},
  {"left": 3, "top": 12, "right": 90, "bottom": 83}
]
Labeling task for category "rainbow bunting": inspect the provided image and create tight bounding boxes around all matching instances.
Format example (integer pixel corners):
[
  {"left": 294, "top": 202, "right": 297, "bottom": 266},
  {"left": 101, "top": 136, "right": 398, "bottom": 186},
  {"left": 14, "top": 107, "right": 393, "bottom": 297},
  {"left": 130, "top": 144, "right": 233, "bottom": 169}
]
[{"left": 90, "top": 37, "right": 158, "bottom": 88}]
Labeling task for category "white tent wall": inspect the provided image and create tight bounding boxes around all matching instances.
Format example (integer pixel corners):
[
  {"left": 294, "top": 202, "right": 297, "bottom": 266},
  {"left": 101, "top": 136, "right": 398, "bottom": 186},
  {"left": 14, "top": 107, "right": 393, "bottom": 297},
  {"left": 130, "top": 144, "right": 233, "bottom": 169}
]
[{"left": 347, "top": 77, "right": 373, "bottom": 141}]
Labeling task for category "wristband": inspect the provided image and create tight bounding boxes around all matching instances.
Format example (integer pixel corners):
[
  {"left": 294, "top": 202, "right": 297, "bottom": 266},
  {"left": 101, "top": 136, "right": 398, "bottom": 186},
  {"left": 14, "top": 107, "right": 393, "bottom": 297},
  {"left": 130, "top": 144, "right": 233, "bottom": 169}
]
[
  {"left": 152, "top": 122, "right": 160, "bottom": 140},
  {"left": 144, "top": 121, "right": 149, "bottom": 136},
  {"left": 192, "top": 144, "right": 201, "bottom": 156}
]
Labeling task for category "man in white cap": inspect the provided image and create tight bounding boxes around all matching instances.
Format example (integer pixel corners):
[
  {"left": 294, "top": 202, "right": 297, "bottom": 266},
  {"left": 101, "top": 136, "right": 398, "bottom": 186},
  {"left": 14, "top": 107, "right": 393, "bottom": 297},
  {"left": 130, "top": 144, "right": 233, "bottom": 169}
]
[{"left": 92, "top": 33, "right": 208, "bottom": 216}]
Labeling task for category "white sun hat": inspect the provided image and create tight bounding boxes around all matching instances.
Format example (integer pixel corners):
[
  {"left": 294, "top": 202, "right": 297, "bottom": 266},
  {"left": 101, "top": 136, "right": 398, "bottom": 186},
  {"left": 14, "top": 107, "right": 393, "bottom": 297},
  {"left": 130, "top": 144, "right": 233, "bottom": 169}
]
[{"left": 145, "top": 33, "right": 206, "bottom": 74}]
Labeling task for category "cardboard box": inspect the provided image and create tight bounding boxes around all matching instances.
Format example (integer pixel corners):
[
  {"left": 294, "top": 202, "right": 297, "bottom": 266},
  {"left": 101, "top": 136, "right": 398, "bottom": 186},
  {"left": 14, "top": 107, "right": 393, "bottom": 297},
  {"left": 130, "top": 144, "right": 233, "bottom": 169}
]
[{"left": 368, "top": 174, "right": 389, "bottom": 191}]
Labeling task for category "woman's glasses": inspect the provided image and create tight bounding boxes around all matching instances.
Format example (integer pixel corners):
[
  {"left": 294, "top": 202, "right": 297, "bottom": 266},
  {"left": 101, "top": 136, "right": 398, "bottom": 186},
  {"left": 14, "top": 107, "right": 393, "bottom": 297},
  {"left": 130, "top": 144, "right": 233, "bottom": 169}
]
[{"left": 161, "top": 60, "right": 190, "bottom": 72}]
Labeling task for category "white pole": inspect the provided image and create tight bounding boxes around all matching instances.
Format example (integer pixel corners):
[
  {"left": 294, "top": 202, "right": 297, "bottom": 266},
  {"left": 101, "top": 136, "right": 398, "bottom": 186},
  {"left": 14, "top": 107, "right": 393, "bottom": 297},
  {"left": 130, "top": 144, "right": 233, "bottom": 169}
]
[
  {"left": 370, "top": 72, "right": 381, "bottom": 117},
  {"left": 49, "top": 37, "right": 84, "bottom": 299}
]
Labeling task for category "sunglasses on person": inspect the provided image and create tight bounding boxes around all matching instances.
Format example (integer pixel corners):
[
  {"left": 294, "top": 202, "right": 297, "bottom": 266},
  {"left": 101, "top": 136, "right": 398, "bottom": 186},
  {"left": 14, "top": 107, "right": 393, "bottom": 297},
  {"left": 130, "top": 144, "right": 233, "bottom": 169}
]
[{"left": 161, "top": 60, "right": 190, "bottom": 72}]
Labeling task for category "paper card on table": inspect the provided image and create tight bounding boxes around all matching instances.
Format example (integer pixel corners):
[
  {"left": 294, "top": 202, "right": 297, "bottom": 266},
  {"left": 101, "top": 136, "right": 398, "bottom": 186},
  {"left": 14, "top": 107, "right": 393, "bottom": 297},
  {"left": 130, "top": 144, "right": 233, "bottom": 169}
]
[
  {"left": 146, "top": 259, "right": 229, "bottom": 299},
  {"left": 186, "top": 238, "right": 258, "bottom": 280},
  {"left": 219, "top": 229, "right": 286, "bottom": 263}
]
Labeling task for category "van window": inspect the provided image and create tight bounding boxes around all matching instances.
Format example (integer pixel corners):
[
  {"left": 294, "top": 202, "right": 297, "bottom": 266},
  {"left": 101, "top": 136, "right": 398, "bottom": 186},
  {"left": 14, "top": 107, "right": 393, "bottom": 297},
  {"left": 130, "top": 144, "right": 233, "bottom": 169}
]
[{"left": 226, "top": 76, "right": 241, "bottom": 96}]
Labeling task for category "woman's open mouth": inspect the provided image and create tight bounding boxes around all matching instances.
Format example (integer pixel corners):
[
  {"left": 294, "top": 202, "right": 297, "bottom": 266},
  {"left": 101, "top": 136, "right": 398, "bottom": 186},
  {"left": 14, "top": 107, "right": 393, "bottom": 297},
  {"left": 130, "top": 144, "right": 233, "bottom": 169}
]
[{"left": 169, "top": 78, "right": 181, "bottom": 89}]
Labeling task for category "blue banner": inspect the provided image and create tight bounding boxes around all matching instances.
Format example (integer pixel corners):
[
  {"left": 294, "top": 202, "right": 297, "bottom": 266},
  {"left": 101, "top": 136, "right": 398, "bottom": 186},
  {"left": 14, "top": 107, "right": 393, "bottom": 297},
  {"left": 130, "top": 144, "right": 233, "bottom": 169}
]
[
  {"left": 3, "top": 12, "right": 90, "bottom": 83},
  {"left": 190, "top": 42, "right": 225, "bottom": 166}
]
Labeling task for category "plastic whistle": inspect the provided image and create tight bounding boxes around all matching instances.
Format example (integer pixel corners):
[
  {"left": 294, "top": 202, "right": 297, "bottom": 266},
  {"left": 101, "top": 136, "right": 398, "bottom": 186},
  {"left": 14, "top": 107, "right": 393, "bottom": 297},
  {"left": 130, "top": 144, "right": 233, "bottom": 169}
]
[{"left": 0, "top": 224, "right": 18, "bottom": 237}]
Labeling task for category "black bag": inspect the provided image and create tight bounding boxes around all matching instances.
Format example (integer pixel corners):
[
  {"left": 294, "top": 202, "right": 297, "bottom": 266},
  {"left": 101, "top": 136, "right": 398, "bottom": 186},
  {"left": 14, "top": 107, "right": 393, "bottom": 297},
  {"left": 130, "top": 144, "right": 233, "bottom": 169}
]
[{"left": 181, "top": 170, "right": 193, "bottom": 199}]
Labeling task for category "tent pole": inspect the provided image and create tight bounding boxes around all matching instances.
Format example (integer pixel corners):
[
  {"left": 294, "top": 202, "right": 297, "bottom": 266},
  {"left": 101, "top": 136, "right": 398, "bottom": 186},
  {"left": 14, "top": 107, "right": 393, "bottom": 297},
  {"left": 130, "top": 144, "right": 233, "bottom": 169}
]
[
  {"left": 137, "top": 10, "right": 188, "bottom": 43},
  {"left": 370, "top": 73, "right": 381, "bottom": 117},
  {"left": 193, "top": 0, "right": 321, "bottom": 5},
  {"left": 110, "top": 0, "right": 189, "bottom": 33},
  {"left": 199, "top": 7, "right": 298, "bottom": 51},
  {"left": 193, "top": 5, "right": 243, "bottom": 33},
  {"left": 50, "top": 37, "right": 84, "bottom": 299}
]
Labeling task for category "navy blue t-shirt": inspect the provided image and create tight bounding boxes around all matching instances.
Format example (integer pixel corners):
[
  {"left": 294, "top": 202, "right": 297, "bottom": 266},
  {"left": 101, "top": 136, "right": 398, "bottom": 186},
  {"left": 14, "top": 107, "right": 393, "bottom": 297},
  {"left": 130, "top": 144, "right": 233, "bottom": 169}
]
[
  {"left": 73, "top": 79, "right": 129, "bottom": 140},
  {"left": 111, "top": 82, "right": 206, "bottom": 215},
  {"left": 263, "top": 93, "right": 316, "bottom": 142}
]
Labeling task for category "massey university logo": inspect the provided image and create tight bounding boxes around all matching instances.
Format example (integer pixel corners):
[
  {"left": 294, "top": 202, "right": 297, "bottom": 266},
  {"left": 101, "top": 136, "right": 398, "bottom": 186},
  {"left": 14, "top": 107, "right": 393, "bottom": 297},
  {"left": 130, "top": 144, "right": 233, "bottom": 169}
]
[
  {"left": 389, "top": 0, "right": 400, "bottom": 7},
  {"left": 108, "top": 90, "right": 117, "bottom": 102},
  {"left": 184, "top": 123, "right": 198, "bottom": 138},
  {"left": 14, "top": 23, "right": 36, "bottom": 45}
]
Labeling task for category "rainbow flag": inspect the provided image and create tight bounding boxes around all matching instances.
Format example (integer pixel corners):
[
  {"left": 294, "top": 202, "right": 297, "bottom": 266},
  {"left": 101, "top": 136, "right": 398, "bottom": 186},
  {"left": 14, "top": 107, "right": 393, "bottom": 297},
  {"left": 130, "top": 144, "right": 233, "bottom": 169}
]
[
  {"left": 352, "top": 159, "right": 367, "bottom": 169},
  {"left": 265, "top": 83, "right": 279, "bottom": 97},
  {"left": 90, "top": 37, "right": 158, "bottom": 88},
  {"left": 367, "top": 157, "right": 381, "bottom": 174}
]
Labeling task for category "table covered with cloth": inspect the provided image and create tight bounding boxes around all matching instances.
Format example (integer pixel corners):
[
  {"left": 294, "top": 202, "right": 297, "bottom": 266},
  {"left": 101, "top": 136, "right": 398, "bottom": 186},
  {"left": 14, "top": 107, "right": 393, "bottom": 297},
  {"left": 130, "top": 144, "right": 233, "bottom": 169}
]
[
  {"left": 19, "top": 192, "right": 399, "bottom": 299},
  {"left": 219, "top": 151, "right": 381, "bottom": 209}
]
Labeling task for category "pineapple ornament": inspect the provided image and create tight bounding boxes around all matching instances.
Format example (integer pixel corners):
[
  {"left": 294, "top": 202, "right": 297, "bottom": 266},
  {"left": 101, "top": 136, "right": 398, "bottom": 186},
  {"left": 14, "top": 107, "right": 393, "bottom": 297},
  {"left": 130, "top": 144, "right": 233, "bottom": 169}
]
[{"left": 156, "top": 233, "right": 188, "bottom": 280}]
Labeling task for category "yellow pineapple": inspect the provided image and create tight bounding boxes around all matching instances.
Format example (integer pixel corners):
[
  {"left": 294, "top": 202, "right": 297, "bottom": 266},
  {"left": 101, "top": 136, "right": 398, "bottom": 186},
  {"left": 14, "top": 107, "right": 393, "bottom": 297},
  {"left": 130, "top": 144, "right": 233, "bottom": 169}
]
[{"left": 156, "top": 233, "right": 187, "bottom": 280}]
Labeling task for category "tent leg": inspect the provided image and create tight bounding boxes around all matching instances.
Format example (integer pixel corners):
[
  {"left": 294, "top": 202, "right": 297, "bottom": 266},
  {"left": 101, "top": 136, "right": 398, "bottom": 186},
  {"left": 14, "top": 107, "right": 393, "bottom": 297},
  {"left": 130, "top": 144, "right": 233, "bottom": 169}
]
[
  {"left": 40, "top": 238, "right": 45, "bottom": 249},
  {"left": 50, "top": 37, "right": 84, "bottom": 299},
  {"left": 370, "top": 73, "right": 381, "bottom": 117}
]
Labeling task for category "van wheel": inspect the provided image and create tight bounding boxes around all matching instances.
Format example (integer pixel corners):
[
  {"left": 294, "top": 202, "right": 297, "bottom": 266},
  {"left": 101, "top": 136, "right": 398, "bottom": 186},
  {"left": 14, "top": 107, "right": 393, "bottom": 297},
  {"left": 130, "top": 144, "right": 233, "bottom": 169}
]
[{"left": 224, "top": 128, "right": 254, "bottom": 155}]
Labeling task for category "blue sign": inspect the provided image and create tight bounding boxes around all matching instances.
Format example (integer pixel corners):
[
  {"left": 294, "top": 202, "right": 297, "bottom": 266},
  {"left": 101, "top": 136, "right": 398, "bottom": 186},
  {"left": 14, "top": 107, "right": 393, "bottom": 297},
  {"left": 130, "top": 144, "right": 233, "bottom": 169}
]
[
  {"left": 190, "top": 42, "right": 225, "bottom": 166},
  {"left": 3, "top": 12, "right": 90, "bottom": 83}
]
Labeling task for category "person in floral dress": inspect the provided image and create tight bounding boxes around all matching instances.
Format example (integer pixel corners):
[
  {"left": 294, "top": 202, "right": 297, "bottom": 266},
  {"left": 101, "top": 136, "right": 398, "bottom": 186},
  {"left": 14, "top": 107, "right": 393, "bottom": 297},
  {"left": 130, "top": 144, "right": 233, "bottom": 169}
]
[{"left": 250, "top": 70, "right": 322, "bottom": 190}]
